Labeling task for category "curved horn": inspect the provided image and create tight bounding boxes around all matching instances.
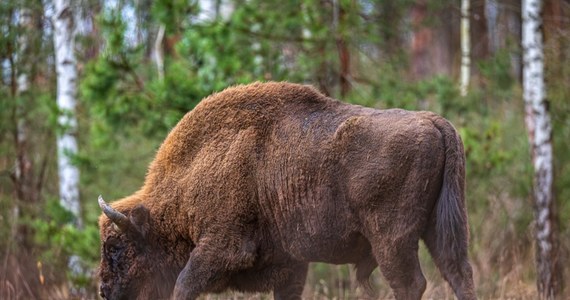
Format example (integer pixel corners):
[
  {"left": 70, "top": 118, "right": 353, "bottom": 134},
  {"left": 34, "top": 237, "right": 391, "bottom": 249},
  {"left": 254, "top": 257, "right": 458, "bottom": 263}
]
[{"left": 98, "top": 195, "right": 131, "bottom": 231}]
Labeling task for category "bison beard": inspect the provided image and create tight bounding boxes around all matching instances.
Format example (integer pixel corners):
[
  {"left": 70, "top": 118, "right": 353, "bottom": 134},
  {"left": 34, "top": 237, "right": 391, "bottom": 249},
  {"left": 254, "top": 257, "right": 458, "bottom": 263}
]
[{"left": 98, "top": 82, "right": 477, "bottom": 300}]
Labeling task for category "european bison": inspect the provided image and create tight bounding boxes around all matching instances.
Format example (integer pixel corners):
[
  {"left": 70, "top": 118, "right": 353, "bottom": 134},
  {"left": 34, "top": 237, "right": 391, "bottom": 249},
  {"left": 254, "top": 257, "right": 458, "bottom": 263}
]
[{"left": 98, "top": 82, "right": 476, "bottom": 300}]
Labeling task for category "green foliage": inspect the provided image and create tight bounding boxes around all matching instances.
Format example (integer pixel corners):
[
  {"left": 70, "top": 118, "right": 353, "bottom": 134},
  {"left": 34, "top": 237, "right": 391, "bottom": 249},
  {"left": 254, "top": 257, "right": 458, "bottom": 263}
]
[
  {"left": 459, "top": 122, "right": 514, "bottom": 177},
  {"left": 77, "top": 2, "right": 544, "bottom": 294},
  {"left": 478, "top": 49, "right": 516, "bottom": 96},
  {"left": 81, "top": 3, "right": 239, "bottom": 146},
  {"left": 2, "top": 0, "right": 569, "bottom": 297},
  {"left": 30, "top": 199, "right": 100, "bottom": 285},
  {"left": 347, "top": 71, "right": 460, "bottom": 114},
  {"left": 151, "top": 0, "right": 197, "bottom": 34}
]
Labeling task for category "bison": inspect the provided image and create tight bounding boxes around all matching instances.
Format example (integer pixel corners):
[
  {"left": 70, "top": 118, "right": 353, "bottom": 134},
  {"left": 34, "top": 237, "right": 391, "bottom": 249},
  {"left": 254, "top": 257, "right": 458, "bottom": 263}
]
[{"left": 98, "top": 82, "right": 476, "bottom": 300}]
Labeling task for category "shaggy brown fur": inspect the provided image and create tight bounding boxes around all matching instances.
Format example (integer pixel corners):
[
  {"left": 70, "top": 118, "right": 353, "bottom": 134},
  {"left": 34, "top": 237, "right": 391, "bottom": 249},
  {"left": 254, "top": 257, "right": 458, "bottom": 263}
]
[{"left": 98, "top": 82, "right": 476, "bottom": 300}]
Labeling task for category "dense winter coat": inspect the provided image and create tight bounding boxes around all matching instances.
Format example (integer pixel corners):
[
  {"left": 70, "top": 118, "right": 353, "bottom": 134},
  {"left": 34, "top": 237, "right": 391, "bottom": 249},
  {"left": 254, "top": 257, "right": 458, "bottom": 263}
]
[{"left": 98, "top": 82, "right": 476, "bottom": 300}]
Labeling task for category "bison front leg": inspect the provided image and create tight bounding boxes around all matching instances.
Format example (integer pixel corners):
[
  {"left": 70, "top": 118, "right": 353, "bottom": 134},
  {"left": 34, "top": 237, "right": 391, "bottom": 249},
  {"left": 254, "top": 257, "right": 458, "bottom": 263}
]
[
  {"left": 172, "top": 247, "right": 224, "bottom": 300},
  {"left": 172, "top": 237, "right": 257, "bottom": 300},
  {"left": 273, "top": 262, "right": 308, "bottom": 300}
]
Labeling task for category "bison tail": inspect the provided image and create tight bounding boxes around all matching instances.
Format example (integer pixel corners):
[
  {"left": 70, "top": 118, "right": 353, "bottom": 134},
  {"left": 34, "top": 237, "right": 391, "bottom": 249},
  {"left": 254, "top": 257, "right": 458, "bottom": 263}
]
[
  {"left": 433, "top": 117, "right": 469, "bottom": 263},
  {"left": 425, "top": 116, "right": 476, "bottom": 299}
]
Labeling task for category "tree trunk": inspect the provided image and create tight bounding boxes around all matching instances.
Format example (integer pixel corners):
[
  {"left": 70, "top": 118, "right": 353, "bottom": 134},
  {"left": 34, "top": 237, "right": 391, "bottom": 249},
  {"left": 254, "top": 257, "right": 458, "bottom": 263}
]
[
  {"left": 410, "top": 0, "right": 457, "bottom": 80},
  {"left": 543, "top": 0, "right": 564, "bottom": 62},
  {"left": 522, "top": 0, "right": 563, "bottom": 298},
  {"left": 470, "top": 0, "right": 488, "bottom": 61},
  {"left": 154, "top": 24, "right": 165, "bottom": 81},
  {"left": 83, "top": 0, "right": 102, "bottom": 61},
  {"left": 460, "top": 0, "right": 470, "bottom": 96},
  {"left": 15, "top": 7, "right": 34, "bottom": 206},
  {"left": 333, "top": 0, "right": 351, "bottom": 97},
  {"left": 3, "top": 5, "right": 45, "bottom": 299},
  {"left": 197, "top": 0, "right": 217, "bottom": 22},
  {"left": 410, "top": 0, "right": 432, "bottom": 79},
  {"left": 377, "top": 1, "right": 404, "bottom": 58},
  {"left": 485, "top": 0, "right": 499, "bottom": 53},
  {"left": 13, "top": 5, "right": 39, "bottom": 250},
  {"left": 492, "top": 0, "right": 521, "bottom": 80},
  {"left": 53, "top": 0, "right": 81, "bottom": 224}
]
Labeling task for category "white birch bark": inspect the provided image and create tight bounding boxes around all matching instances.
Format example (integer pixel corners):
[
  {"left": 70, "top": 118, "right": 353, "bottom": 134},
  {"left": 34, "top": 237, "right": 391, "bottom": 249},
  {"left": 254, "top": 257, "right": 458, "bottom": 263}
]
[
  {"left": 17, "top": 8, "right": 31, "bottom": 96},
  {"left": 12, "top": 7, "right": 33, "bottom": 241},
  {"left": 154, "top": 24, "right": 165, "bottom": 81},
  {"left": 197, "top": 0, "right": 216, "bottom": 22},
  {"left": 53, "top": 0, "right": 81, "bottom": 223},
  {"left": 460, "top": 0, "right": 470, "bottom": 97},
  {"left": 197, "top": 0, "right": 233, "bottom": 22},
  {"left": 15, "top": 7, "right": 32, "bottom": 192},
  {"left": 522, "top": 0, "right": 561, "bottom": 297}
]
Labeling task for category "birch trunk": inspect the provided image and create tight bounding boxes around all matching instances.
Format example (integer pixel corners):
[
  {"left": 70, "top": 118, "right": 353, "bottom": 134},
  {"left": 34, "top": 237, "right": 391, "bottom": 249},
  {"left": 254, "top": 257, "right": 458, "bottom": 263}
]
[
  {"left": 460, "top": 0, "right": 470, "bottom": 96},
  {"left": 13, "top": 7, "right": 34, "bottom": 245},
  {"left": 154, "top": 24, "right": 165, "bottom": 81},
  {"left": 53, "top": 0, "right": 81, "bottom": 224},
  {"left": 522, "top": 0, "right": 562, "bottom": 298},
  {"left": 15, "top": 7, "right": 32, "bottom": 202}
]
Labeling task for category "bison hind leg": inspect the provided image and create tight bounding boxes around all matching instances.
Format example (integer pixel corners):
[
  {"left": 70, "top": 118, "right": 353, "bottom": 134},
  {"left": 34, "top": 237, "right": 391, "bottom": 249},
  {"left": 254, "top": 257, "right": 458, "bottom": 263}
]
[
  {"left": 273, "top": 262, "right": 308, "bottom": 300},
  {"left": 368, "top": 236, "right": 426, "bottom": 300},
  {"left": 354, "top": 254, "right": 377, "bottom": 298}
]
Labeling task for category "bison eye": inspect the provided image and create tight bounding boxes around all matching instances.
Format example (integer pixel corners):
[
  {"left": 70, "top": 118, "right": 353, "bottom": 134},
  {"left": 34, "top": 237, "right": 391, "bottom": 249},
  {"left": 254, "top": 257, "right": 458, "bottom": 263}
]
[{"left": 104, "top": 237, "right": 125, "bottom": 261}]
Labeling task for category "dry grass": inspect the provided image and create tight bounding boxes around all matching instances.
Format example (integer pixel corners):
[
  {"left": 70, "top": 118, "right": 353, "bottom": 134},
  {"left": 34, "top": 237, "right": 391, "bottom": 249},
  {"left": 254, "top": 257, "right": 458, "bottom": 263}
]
[
  {"left": 196, "top": 280, "right": 538, "bottom": 300},
  {"left": 195, "top": 261, "right": 543, "bottom": 300},
  {"left": 1, "top": 253, "right": 561, "bottom": 300}
]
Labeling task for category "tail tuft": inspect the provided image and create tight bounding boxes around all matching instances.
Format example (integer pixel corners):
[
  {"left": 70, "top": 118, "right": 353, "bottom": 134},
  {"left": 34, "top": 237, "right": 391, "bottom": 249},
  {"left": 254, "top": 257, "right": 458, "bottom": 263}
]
[
  {"left": 426, "top": 115, "right": 477, "bottom": 299},
  {"left": 432, "top": 117, "right": 469, "bottom": 263}
]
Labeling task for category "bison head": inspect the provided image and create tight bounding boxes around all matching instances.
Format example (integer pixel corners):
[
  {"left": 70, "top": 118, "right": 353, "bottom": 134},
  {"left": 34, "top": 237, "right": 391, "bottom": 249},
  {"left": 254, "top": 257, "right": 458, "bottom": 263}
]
[{"left": 98, "top": 196, "right": 178, "bottom": 300}]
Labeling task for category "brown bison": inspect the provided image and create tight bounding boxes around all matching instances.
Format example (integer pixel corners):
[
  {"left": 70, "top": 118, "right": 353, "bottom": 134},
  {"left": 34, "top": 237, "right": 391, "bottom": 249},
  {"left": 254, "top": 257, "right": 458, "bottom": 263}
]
[{"left": 98, "top": 82, "right": 476, "bottom": 300}]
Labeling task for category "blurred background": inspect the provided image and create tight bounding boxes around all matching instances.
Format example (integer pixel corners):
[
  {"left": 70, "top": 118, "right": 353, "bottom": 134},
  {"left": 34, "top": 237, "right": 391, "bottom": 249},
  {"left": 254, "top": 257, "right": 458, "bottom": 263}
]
[{"left": 0, "top": 0, "right": 569, "bottom": 299}]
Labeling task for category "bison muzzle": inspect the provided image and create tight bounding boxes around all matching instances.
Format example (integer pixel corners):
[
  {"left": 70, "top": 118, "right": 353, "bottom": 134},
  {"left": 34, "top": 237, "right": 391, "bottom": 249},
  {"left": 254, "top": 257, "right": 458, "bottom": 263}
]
[{"left": 98, "top": 82, "right": 477, "bottom": 300}]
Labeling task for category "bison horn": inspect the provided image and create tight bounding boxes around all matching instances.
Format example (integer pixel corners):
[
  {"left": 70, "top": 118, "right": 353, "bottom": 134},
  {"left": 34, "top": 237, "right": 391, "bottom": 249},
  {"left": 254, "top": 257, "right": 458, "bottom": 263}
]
[{"left": 98, "top": 195, "right": 131, "bottom": 232}]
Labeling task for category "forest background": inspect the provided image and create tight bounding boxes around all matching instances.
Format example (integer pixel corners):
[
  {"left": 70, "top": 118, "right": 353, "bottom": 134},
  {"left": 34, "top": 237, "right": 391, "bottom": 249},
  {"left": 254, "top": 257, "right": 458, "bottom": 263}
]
[{"left": 0, "top": 0, "right": 569, "bottom": 299}]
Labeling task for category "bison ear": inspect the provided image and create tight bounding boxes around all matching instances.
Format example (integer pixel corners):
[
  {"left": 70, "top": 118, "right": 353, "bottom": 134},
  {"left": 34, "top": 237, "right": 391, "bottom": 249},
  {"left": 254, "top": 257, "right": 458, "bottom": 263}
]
[{"left": 130, "top": 204, "right": 150, "bottom": 238}]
